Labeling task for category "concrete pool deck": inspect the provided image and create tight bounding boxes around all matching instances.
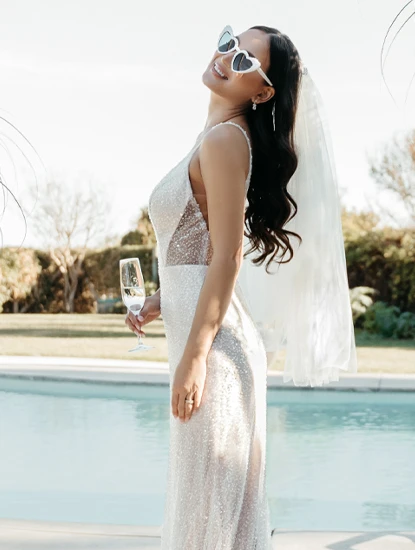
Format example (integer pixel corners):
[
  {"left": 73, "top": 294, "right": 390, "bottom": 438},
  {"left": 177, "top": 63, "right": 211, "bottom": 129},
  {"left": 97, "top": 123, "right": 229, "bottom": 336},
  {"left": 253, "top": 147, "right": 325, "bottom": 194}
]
[
  {"left": 0, "top": 519, "right": 414, "bottom": 549},
  {"left": 1, "top": 355, "right": 415, "bottom": 391}
]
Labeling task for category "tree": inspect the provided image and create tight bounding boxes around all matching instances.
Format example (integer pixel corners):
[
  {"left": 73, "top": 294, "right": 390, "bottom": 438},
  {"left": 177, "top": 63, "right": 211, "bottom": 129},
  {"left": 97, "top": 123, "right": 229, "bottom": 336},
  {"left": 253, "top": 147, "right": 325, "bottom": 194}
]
[
  {"left": 30, "top": 177, "right": 110, "bottom": 313},
  {"left": 135, "top": 206, "right": 156, "bottom": 246},
  {"left": 0, "top": 248, "right": 41, "bottom": 313},
  {"left": 341, "top": 206, "right": 381, "bottom": 241},
  {"left": 369, "top": 129, "right": 415, "bottom": 227},
  {"left": 121, "top": 230, "right": 145, "bottom": 246},
  {"left": 120, "top": 207, "right": 156, "bottom": 246}
]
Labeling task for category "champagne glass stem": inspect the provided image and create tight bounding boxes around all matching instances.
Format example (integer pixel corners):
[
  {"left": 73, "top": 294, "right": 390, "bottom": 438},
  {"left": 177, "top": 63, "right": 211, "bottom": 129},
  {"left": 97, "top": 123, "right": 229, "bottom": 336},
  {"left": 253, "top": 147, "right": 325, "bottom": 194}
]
[{"left": 135, "top": 311, "right": 143, "bottom": 346}]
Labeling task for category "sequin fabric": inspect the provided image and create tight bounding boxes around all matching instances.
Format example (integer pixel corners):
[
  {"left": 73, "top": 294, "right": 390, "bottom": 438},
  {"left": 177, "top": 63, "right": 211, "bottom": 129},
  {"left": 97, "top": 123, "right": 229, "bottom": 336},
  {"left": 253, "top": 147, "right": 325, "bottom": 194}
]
[{"left": 148, "top": 121, "right": 272, "bottom": 550}]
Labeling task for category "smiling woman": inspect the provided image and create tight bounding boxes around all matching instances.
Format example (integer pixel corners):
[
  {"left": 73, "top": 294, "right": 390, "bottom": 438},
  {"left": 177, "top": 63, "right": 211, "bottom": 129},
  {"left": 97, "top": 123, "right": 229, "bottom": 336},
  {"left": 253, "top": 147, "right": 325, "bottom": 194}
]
[
  {"left": 131, "top": 17, "right": 361, "bottom": 549},
  {"left": 141, "top": 22, "right": 307, "bottom": 550}
]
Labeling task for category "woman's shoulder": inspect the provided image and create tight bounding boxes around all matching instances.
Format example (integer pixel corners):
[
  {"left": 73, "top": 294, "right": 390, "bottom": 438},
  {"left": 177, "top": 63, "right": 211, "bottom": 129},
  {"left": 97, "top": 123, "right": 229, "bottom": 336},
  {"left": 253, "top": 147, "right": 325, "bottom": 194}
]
[
  {"left": 198, "top": 120, "right": 252, "bottom": 183},
  {"left": 200, "top": 120, "right": 251, "bottom": 159}
]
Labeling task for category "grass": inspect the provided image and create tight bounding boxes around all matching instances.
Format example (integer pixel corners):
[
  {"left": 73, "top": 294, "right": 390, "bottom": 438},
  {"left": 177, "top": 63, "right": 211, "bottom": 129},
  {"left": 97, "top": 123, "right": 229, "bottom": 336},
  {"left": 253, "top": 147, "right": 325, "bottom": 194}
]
[
  {"left": 0, "top": 314, "right": 414, "bottom": 374},
  {"left": 0, "top": 314, "right": 168, "bottom": 363}
]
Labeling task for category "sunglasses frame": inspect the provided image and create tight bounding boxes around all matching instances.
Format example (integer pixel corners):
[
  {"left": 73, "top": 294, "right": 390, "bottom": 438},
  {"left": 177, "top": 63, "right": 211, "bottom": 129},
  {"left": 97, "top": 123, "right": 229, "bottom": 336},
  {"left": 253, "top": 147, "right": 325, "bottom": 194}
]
[{"left": 216, "top": 25, "right": 274, "bottom": 87}]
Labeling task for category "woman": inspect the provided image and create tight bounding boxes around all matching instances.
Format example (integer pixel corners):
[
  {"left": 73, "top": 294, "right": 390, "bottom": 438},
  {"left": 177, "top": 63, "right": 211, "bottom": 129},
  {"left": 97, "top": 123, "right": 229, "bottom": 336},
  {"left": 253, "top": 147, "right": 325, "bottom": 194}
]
[{"left": 125, "top": 24, "right": 355, "bottom": 549}]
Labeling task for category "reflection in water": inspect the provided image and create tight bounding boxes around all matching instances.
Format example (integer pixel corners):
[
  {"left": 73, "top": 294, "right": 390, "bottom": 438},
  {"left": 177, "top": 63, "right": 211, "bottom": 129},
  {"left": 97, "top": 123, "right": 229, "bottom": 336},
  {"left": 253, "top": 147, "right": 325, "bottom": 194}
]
[
  {"left": 0, "top": 379, "right": 414, "bottom": 530},
  {"left": 266, "top": 389, "right": 415, "bottom": 531}
]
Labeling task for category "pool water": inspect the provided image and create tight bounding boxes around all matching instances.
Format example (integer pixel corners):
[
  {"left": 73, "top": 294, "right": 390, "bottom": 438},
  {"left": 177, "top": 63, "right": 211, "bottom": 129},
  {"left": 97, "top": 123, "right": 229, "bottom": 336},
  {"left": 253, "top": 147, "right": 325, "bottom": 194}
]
[{"left": 0, "top": 378, "right": 414, "bottom": 531}]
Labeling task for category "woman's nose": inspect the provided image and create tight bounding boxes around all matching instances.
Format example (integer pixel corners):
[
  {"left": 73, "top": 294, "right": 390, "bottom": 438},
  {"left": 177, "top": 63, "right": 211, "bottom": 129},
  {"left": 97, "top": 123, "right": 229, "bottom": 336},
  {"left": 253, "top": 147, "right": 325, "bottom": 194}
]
[{"left": 220, "top": 51, "right": 234, "bottom": 68}]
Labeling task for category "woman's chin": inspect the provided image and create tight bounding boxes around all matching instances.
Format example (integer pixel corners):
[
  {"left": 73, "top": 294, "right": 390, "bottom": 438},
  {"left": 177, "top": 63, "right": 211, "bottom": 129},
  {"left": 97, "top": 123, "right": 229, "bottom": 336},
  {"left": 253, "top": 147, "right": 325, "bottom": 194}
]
[{"left": 202, "top": 68, "right": 224, "bottom": 91}]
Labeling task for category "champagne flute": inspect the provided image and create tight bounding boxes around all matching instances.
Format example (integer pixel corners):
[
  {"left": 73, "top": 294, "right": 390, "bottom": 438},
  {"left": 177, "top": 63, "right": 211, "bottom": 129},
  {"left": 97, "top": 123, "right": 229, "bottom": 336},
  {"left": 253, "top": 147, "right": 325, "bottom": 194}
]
[{"left": 120, "top": 257, "right": 153, "bottom": 352}]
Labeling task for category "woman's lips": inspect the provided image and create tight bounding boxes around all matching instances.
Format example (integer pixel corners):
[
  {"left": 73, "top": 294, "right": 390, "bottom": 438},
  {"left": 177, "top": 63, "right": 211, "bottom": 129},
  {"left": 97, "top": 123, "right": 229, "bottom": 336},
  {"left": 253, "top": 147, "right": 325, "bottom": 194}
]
[{"left": 211, "top": 62, "right": 228, "bottom": 79}]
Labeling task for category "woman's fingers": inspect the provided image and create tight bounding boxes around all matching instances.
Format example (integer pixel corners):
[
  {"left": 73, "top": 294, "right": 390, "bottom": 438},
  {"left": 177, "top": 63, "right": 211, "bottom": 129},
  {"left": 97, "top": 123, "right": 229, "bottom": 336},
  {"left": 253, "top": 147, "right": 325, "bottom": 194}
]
[
  {"left": 192, "top": 390, "right": 201, "bottom": 413},
  {"left": 126, "top": 311, "right": 140, "bottom": 330},
  {"left": 124, "top": 312, "right": 145, "bottom": 335},
  {"left": 177, "top": 392, "right": 185, "bottom": 421},
  {"left": 171, "top": 391, "right": 179, "bottom": 419},
  {"left": 173, "top": 391, "right": 197, "bottom": 422},
  {"left": 124, "top": 314, "right": 136, "bottom": 333},
  {"left": 183, "top": 395, "right": 195, "bottom": 422}
]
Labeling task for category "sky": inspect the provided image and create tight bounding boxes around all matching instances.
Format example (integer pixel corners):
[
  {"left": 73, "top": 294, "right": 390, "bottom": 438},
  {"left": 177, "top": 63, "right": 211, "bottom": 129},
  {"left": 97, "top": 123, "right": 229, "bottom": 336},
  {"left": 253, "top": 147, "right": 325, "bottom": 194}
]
[{"left": 0, "top": 0, "right": 414, "bottom": 248}]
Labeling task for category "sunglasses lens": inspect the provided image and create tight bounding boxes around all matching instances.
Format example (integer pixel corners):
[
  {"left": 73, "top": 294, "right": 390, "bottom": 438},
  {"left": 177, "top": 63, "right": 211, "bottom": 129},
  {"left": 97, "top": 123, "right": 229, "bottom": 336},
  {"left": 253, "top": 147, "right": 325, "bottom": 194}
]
[
  {"left": 232, "top": 52, "right": 253, "bottom": 71},
  {"left": 218, "top": 31, "right": 235, "bottom": 52}
]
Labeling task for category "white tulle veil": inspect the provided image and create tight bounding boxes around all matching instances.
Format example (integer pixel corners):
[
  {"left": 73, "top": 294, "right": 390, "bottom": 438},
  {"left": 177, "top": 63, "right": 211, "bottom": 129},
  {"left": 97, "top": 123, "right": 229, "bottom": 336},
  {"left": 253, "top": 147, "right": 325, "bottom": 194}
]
[{"left": 237, "top": 67, "right": 358, "bottom": 387}]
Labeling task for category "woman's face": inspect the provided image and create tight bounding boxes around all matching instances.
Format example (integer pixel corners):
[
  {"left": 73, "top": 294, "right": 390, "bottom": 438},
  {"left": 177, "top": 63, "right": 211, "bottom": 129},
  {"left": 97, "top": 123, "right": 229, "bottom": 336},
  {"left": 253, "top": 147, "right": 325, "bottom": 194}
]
[{"left": 202, "top": 27, "right": 273, "bottom": 106}]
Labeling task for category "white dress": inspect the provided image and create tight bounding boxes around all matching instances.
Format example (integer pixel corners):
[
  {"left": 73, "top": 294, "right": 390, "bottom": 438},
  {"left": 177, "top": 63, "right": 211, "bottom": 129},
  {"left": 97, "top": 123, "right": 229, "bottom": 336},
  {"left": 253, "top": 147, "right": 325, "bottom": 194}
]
[{"left": 148, "top": 121, "right": 272, "bottom": 550}]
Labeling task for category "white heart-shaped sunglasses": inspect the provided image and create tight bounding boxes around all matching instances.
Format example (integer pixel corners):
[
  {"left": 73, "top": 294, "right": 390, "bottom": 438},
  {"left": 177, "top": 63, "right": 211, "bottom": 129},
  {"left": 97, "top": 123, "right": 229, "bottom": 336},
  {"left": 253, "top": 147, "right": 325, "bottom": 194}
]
[{"left": 216, "top": 25, "right": 274, "bottom": 87}]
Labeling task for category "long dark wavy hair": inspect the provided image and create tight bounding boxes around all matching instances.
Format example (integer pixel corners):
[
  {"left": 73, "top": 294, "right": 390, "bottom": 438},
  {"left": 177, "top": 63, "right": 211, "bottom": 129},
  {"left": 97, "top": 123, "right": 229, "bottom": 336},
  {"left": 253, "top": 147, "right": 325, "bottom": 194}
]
[{"left": 243, "top": 26, "right": 303, "bottom": 274}]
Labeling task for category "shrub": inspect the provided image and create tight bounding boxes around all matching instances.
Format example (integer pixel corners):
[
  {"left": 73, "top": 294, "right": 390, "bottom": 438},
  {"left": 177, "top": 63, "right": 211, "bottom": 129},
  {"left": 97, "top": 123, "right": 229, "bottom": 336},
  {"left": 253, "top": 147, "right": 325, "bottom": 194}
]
[
  {"left": 362, "top": 301, "right": 415, "bottom": 339},
  {"left": 121, "top": 230, "right": 145, "bottom": 246},
  {"left": 345, "top": 226, "right": 415, "bottom": 313},
  {"left": 395, "top": 311, "right": 415, "bottom": 339},
  {"left": 84, "top": 245, "right": 156, "bottom": 296}
]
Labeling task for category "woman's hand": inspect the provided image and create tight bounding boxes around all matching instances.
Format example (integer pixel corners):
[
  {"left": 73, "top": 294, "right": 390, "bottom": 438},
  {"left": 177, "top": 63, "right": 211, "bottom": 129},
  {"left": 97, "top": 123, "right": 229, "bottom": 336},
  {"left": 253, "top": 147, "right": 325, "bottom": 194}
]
[
  {"left": 171, "top": 355, "right": 207, "bottom": 422},
  {"left": 124, "top": 292, "right": 161, "bottom": 336}
]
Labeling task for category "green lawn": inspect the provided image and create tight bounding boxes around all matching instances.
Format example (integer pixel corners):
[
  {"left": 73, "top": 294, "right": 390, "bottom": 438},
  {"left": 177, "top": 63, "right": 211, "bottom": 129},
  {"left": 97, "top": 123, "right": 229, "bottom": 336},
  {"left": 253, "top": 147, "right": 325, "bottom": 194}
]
[
  {"left": 0, "top": 314, "right": 168, "bottom": 363},
  {"left": 1, "top": 314, "right": 414, "bottom": 374}
]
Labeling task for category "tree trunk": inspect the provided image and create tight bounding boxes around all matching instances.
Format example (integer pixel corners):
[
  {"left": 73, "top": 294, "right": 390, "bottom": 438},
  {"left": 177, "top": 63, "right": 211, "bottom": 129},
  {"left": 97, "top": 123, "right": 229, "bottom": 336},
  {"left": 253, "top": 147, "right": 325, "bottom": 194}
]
[
  {"left": 12, "top": 301, "right": 19, "bottom": 314},
  {"left": 67, "top": 260, "right": 81, "bottom": 313},
  {"left": 63, "top": 272, "right": 71, "bottom": 313},
  {"left": 50, "top": 248, "right": 85, "bottom": 313}
]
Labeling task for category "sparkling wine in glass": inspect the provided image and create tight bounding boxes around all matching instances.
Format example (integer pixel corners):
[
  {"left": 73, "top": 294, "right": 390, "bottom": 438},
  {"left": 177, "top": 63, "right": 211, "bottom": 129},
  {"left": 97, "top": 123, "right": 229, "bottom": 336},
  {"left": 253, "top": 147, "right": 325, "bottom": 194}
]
[{"left": 120, "top": 257, "right": 153, "bottom": 352}]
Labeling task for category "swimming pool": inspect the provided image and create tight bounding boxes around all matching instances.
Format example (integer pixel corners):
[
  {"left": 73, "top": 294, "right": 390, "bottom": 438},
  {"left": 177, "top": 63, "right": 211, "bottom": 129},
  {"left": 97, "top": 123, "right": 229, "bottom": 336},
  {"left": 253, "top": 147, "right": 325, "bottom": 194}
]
[{"left": 0, "top": 377, "right": 414, "bottom": 531}]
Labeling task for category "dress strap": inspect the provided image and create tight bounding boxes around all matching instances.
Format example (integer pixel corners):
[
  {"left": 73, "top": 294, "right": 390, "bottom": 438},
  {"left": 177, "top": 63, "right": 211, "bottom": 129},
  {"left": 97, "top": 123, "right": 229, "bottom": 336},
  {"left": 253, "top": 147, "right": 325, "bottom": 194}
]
[{"left": 208, "top": 121, "right": 253, "bottom": 189}]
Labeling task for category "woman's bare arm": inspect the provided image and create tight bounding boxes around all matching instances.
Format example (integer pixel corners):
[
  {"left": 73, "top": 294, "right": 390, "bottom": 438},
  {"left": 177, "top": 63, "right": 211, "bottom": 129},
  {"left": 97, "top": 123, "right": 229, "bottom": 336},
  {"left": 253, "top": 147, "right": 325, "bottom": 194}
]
[{"left": 179, "top": 124, "right": 251, "bottom": 365}]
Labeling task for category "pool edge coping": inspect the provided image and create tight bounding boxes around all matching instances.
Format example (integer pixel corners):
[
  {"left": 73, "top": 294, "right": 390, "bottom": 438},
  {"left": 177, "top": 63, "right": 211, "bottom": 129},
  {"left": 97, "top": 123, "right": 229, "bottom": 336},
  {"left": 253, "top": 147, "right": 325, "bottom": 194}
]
[
  {"left": 1, "top": 355, "right": 415, "bottom": 391},
  {"left": 0, "top": 518, "right": 414, "bottom": 539}
]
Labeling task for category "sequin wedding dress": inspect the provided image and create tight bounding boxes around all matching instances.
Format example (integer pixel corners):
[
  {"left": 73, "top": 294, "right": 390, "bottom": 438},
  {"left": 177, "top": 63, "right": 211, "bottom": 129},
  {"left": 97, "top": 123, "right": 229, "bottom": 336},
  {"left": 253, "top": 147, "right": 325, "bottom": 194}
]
[{"left": 148, "top": 121, "right": 272, "bottom": 550}]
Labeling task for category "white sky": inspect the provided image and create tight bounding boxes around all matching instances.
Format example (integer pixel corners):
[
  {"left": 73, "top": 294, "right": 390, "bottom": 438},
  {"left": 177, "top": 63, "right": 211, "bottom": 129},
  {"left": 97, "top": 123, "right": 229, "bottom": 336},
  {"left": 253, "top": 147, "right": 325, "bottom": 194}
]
[{"left": 0, "top": 0, "right": 414, "bottom": 248}]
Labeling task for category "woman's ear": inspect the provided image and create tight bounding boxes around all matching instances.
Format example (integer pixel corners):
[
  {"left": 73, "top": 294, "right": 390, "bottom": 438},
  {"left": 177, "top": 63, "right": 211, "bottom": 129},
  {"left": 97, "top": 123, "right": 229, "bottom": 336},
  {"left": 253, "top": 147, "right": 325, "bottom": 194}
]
[{"left": 252, "top": 86, "right": 275, "bottom": 106}]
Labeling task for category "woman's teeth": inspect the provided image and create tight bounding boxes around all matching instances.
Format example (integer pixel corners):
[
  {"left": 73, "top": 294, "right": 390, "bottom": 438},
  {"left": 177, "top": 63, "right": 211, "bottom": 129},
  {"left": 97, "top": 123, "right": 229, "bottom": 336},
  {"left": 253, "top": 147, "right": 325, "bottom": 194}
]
[{"left": 213, "top": 62, "right": 227, "bottom": 79}]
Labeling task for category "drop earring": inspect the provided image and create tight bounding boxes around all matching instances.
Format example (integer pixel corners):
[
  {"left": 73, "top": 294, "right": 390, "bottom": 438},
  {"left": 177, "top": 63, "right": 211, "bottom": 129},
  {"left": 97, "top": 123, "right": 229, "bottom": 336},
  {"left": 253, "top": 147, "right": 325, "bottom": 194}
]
[{"left": 252, "top": 102, "right": 257, "bottom": 111}]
